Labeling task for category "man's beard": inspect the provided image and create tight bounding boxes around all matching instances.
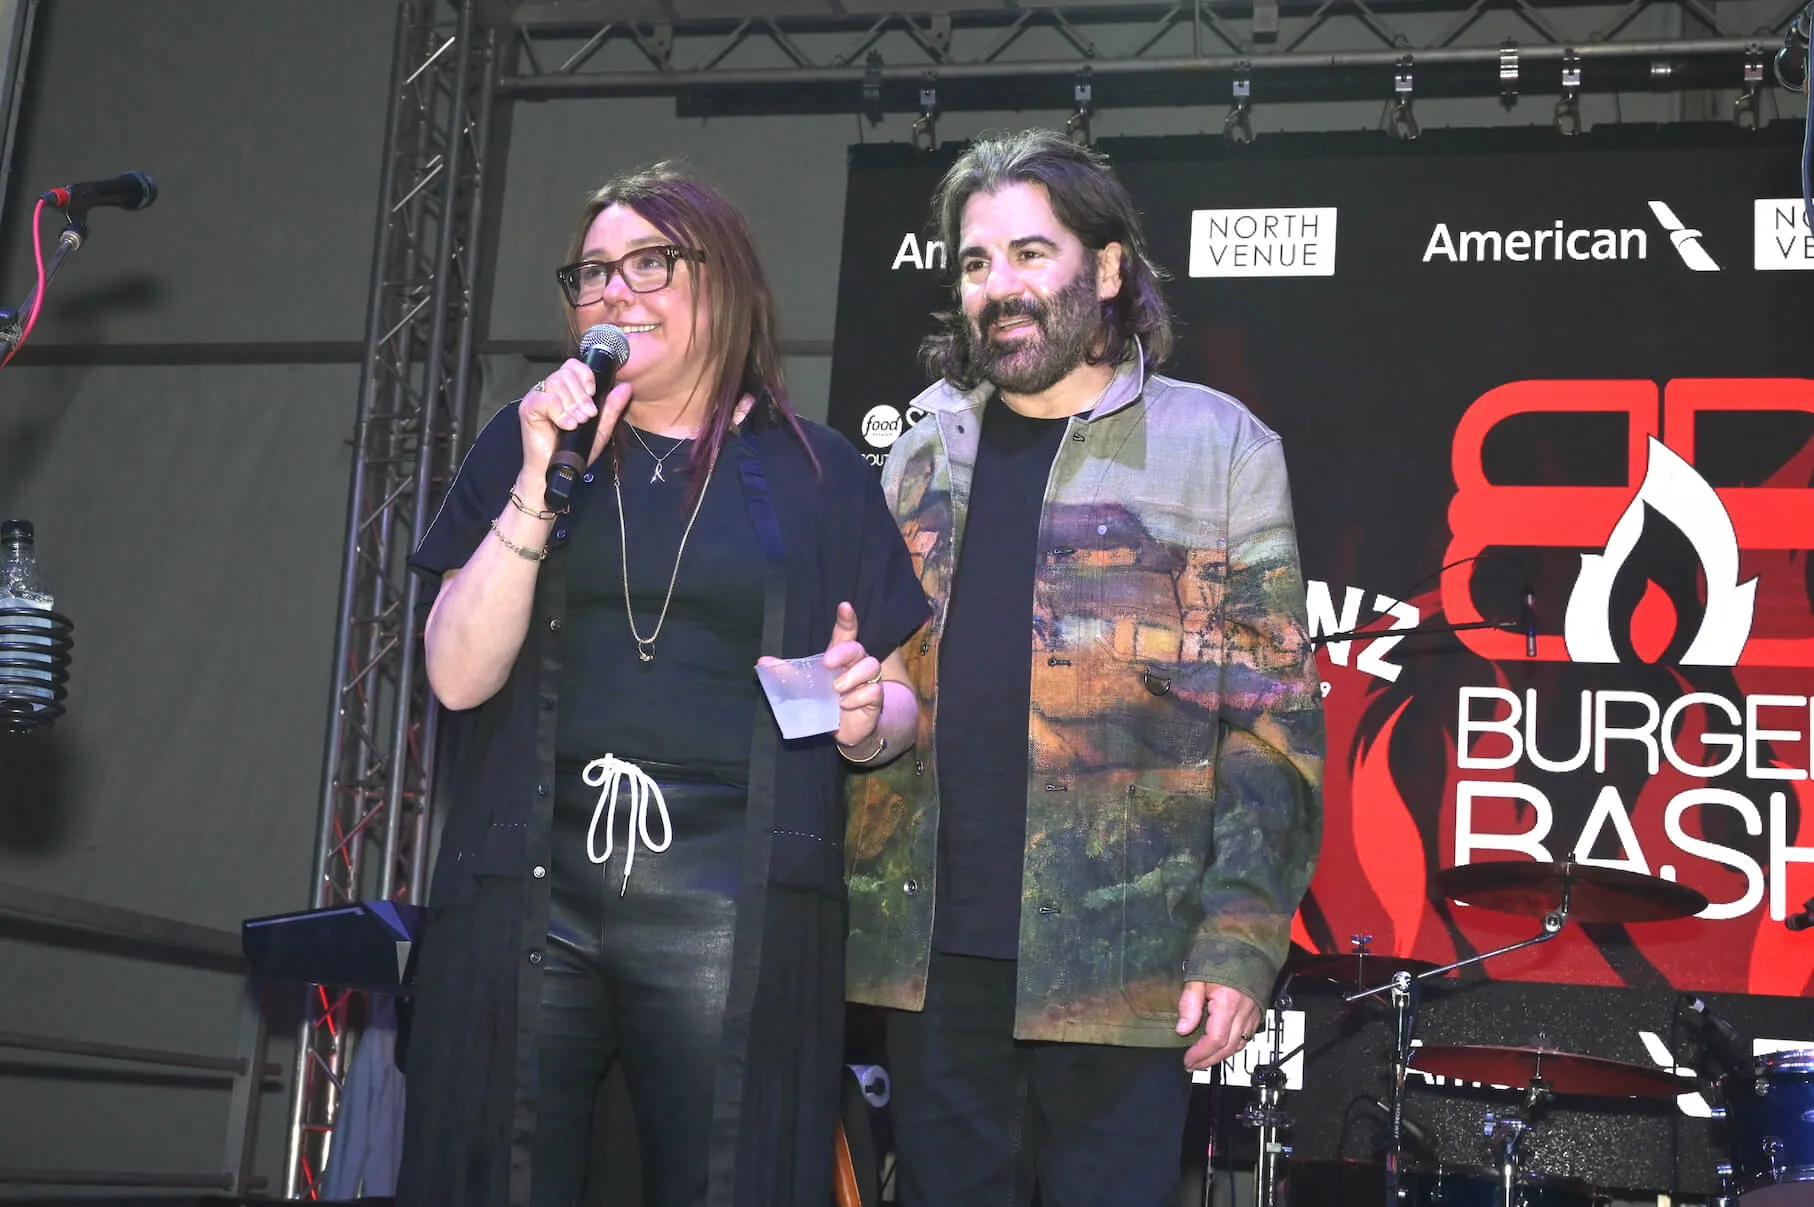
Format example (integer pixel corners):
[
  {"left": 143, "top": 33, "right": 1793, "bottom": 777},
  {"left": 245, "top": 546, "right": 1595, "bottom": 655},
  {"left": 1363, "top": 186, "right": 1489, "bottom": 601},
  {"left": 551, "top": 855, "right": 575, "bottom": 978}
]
[{"left": 968, "top": 260, "right": 1102, "bottom": 396}]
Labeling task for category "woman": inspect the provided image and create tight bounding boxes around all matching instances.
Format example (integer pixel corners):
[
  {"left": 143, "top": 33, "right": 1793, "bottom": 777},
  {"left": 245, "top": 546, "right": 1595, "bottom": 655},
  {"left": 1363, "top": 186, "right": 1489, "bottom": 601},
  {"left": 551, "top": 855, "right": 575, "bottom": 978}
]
[{"left": 396, "top": 163, "right": 929, "bottom": 1207}]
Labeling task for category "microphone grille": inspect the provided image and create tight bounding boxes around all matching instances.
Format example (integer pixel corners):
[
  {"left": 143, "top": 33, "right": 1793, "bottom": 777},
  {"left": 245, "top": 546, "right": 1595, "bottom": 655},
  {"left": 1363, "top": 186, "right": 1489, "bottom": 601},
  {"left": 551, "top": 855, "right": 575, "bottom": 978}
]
[{"left": 580, "top": 324, "right": 630, "bottom": 366}]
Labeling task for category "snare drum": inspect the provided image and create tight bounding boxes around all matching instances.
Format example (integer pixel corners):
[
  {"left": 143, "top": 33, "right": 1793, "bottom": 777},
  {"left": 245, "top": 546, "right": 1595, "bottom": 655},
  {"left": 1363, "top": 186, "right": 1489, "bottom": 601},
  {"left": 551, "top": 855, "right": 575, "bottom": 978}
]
[
  {"left": 1723, "top": 1048, "right": 1814, "bottom": 1205},
  {"left": 1409, "top": 1164, "right": 1606, "bottom": 1207}
]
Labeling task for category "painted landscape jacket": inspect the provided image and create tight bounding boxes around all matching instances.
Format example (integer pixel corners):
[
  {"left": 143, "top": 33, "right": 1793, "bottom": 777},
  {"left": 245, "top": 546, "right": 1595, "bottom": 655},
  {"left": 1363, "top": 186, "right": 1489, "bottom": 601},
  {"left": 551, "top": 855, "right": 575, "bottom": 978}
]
[{"left": 846, "top": 350, "right": 1327, "bottom": 1045}]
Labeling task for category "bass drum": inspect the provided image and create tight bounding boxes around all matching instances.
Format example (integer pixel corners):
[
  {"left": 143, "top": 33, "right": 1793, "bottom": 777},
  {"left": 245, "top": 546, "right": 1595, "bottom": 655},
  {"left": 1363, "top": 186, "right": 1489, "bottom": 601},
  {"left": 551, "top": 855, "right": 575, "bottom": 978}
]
[{"left": 1724, "top": 1048, "right": 1814, "bottom": 1205}]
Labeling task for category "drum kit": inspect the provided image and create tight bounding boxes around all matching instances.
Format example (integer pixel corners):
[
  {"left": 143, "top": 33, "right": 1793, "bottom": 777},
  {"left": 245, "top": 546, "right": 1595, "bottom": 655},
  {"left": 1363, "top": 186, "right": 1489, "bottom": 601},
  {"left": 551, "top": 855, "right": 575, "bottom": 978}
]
[{"left": 1229, "top": 858, "right": 1814, "bottom": 1207}]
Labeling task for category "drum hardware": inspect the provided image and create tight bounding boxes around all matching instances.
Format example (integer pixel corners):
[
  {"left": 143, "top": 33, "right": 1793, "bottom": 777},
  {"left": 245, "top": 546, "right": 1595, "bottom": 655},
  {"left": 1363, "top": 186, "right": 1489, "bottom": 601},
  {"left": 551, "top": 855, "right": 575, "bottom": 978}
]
[
  {"left": 1714, "top": 1047, "right": 1814, "bottom": 1205},
  {"left": 1483, "top": 1079, "right": 1548, "bottom": 1207},
  {"left": 1341, "top": 860, "right": 1707, "bottom": 1206},
  {"left": 1243, "top": 975, "right": 1306, "bottom": 1207},
  {"left": 1430, "top": 858, "right": 1710, "bottom": 926},
  {"left": 1346, "top": 878, "right": 1574, "bottom": 1204},
  {"left": 1288, "top": 933, "right": 1453, "bottom": 991},
  {"left": 1409, "top": 1045, "right": 1696, "bottom": 1101},
  {"left": 1262, "top": 862, "right": 1713, "bottom": 1207}
]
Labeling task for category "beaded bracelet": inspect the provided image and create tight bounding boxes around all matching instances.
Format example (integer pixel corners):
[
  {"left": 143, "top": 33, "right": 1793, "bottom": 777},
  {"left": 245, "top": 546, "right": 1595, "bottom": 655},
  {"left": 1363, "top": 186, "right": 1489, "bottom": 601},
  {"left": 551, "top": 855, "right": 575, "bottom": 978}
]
[{"left": 489, "top": 518, "right": 547, "bottom": 562}]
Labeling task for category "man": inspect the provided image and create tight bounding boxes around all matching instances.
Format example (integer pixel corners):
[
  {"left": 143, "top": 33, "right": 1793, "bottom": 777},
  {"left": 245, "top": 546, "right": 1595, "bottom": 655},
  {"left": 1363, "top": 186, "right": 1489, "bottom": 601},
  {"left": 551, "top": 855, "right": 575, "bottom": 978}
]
[{"left": 845, "top": 129, "right": 1326, "bottom": 1205}]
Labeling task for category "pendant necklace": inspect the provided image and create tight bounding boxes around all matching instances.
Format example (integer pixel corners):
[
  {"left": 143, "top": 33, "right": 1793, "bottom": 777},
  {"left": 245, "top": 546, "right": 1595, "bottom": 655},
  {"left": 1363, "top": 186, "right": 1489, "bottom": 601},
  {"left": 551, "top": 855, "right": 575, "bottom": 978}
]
[
  {"left": 616, "top": 447, "right": 716, "bottom": 662},
  {"left": 626, "top": 423, "right": 689, "bottom": 484}
]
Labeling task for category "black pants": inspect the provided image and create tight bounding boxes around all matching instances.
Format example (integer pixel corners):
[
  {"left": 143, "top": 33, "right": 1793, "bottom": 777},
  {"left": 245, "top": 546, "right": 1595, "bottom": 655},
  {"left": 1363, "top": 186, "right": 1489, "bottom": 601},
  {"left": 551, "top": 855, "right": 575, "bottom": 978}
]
[
  {"left": 531, "top": 766, "right": 746, "bottom": 1207},
  {"left": 885, "top": 951, "right": 1191, "bottom": 1207}
]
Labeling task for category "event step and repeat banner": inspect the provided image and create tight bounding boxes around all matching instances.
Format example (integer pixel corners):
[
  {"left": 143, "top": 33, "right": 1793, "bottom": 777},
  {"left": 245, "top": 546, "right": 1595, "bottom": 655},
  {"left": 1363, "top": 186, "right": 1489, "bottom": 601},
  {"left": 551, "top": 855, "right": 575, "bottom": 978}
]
[{"left": 828, "top": 124, "right": 1814, "bottom": 1194}]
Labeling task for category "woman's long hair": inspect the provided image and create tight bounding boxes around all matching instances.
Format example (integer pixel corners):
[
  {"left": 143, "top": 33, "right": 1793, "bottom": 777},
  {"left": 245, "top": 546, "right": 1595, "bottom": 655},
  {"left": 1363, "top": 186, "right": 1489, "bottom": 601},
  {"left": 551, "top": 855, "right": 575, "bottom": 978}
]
[
  {"left": 919, "top": 130, "right": 1174, "bottom": 390},
  {"left": 561, "top": 162, "right": 815, "bottom": 500}
]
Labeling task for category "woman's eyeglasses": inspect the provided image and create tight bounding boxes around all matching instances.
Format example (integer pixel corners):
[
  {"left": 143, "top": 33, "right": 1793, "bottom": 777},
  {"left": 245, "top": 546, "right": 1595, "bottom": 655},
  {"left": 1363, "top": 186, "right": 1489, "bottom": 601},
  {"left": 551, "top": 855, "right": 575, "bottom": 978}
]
[{"left": 554, "top": 245, "right": 706, "bottom": 307}]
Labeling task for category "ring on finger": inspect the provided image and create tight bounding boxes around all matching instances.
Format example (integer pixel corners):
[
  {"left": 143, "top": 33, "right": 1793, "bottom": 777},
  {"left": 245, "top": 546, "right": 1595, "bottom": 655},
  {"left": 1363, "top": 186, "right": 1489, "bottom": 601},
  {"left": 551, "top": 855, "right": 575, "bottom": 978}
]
[
  {"left": 531, "top": 379, "right": 548, "bottom": 395},
  {"left": 866, "top": 668, "right": 884, "bottom": 685}
]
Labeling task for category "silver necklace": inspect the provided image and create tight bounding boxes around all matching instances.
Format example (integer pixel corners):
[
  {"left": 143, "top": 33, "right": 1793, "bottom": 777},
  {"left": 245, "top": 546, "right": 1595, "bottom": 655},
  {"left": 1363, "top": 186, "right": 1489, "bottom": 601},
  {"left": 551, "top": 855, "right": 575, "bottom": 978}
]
[
  {"left": 615, "top": 448, "right": 716, "bottom": 662},
  {"left": 626, "top": 423, "right": 690, "bottom": 484}
]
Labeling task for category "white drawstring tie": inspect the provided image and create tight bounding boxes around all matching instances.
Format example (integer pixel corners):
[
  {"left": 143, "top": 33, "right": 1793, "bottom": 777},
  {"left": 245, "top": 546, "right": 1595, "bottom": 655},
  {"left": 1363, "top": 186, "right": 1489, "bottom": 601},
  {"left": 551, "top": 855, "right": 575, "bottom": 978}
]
[{"left": 583, "top": 755, "right": 673, "bottom": 896}]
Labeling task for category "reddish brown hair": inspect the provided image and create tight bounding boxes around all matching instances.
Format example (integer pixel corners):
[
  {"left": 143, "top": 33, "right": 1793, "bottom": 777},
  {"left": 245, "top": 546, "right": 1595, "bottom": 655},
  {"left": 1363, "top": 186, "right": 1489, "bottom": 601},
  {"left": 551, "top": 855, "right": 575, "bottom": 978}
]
[{"left": 563, "top": 162, "right": 815, "bottom": 499}]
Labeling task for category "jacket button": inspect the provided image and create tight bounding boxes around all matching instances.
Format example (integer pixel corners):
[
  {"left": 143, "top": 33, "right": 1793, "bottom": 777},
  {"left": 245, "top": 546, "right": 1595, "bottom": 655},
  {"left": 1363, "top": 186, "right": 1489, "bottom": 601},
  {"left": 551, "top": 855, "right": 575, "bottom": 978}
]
[
  {"left": 1048, "top": 656, "right": 1071, "bottom": 667},
  {"left": 1044, "top": 783, "right": 1068, "bottom": 792},
  {"left": 532, "top": 865, "right": 547, "bottom": 879},
  {"left": 541, "top": 695, "right": 556, "bottom": 711},
  {"left": 919, "top": 638, "right": 930, "bottom": 655},
  {"left": 1037, "top": 903, "right": 1062, "bottom": 916},
  {"left": 1142, "top": 672, "right": 1172, "bottom": 696},
  {"left": 1070, "top": 430, "right": 1086, "bottom": 442},
  {"left": 914, "top": 759, "right": 925, "bottom": 776},
  {"left": 903, "top": 879, "right": 920, "bottom": 895},
  {"left": 527, "top": 950, "right": 543, "bottom": 965},
  {"left": 549, "top": 617, "right": 562, "bottom": 631},
  {"left": 553, "top": 527, "right": 567, "bottom": 541},
  {"left": 536, "top": 783, "right": 549, "bottom": 797},
  {"left": 1052, "top": 546, "right": 1077, "bottom": 558},
  {"left": 582, "top": 472, "right": 595, "bottom": 484}
]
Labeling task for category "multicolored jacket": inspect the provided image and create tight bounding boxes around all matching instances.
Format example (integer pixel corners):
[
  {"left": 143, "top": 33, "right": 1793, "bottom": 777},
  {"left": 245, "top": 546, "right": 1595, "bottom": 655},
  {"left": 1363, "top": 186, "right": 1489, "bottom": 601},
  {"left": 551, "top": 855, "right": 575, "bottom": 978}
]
[{"left": 846, "top": 349, "right": 1326, "bottom": 1046}]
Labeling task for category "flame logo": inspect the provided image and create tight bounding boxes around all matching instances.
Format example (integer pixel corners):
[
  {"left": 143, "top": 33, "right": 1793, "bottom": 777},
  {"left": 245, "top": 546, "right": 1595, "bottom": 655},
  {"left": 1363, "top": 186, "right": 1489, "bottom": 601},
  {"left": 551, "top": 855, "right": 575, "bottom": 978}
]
[{"left": 1564, "top": 437, "right": 1757, "bottom": 666}]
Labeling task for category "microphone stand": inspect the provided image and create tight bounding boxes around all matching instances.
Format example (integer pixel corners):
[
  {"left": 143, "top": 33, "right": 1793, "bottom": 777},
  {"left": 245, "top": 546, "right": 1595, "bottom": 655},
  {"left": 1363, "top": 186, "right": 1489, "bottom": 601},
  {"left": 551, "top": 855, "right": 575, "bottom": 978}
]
[
  {"left": 1343, "top": 879, "right": 1576, "bottom": 1207},
  {"left": 0, "top": 214, "right": 88, "bottom": 362},
  {"left": 1310, "top": 617, "right": 1519, "bottom": 647}
]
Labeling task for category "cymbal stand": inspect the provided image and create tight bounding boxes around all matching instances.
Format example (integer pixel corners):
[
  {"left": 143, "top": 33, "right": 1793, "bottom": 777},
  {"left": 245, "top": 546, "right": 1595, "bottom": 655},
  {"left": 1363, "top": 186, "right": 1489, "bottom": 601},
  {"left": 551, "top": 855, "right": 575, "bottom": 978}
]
[
  {"left": 1240, "top": 976, "right": 1304, "bottom": 1207},
  {"left": 1484, "top": 1075, "right": 1550, "bottom": 1207},
  {"left": 1344, "top": 876, "right": 1576, "bottom": 1207}
]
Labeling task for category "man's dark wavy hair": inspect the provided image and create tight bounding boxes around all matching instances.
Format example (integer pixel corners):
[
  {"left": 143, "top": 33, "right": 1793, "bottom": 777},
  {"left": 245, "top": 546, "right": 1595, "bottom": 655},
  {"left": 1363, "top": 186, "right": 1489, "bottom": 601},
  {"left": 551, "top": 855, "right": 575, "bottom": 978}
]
[{"left": 919, "top": 129, "right": 1173, "bottom": 390}]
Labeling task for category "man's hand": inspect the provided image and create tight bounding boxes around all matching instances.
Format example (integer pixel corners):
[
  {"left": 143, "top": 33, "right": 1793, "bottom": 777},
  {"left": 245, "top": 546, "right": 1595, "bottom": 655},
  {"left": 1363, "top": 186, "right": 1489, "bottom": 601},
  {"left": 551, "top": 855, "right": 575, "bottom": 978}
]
[{"left": 1177, "top": 981, "right": 1261, "bottom": 1071}]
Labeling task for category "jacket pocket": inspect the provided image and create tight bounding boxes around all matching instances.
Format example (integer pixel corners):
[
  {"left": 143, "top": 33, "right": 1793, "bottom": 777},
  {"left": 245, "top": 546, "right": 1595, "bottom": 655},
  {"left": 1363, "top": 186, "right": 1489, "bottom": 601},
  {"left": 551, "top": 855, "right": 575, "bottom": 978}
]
[{"left": 1120, "top": 779, "right": 1215, "bottom": 1017}]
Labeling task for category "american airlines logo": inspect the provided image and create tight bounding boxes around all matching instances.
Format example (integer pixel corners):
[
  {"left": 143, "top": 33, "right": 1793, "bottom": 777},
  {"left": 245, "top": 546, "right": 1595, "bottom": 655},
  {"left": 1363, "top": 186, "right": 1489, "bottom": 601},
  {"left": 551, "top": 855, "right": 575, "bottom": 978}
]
[
  {"left": 1421, "top": 201, "right": 1720, "bottom": 270},
  {"left": 1647, "top": 201, "right": 1720, "bottom": 271}
]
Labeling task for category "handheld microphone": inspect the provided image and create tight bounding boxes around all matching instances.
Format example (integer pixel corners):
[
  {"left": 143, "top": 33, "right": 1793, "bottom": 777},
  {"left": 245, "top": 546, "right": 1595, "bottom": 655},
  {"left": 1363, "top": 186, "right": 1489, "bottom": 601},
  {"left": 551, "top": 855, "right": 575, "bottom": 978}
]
[
  {"left": 1787, "top": 897, "right": 1814, "bottom": 932},
  {"left": 41, "top": 171, "right": 158, "bottom": 215},
  {"left": 546, "top": 324, "right": 630, "bottom": 506},
  {"left": 1521, "top": 590, "right": 1537, "bottom": 658}
]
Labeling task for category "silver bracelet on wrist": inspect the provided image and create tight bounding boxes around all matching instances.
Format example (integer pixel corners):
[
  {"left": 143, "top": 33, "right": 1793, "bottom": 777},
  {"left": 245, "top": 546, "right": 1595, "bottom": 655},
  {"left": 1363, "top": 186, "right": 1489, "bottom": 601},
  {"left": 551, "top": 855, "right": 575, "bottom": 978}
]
[{"left": 839, "top": 734, "right": 888, "bottom": 764}]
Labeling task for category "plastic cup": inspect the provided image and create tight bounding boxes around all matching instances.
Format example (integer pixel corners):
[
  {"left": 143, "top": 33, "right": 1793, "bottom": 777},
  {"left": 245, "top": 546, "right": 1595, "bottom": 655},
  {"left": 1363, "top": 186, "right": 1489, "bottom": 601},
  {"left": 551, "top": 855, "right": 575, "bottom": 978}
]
[{"left": 755, "top": 655, "right": 842, "bottom": 740}]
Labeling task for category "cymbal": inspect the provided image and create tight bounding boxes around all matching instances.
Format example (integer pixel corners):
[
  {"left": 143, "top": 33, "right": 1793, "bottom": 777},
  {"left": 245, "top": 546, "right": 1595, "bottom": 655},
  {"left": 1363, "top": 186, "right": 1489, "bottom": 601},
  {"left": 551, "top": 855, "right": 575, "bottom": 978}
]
[
  {"left": 1432, "top": 859, "right": 1709, "bottom": 924},
  {"left": 1411, "top": 1044, "right": 1694, "bottom": 1099},
  {"left": 1286, "top": 946, "right": 1451, "bottom": 987}
]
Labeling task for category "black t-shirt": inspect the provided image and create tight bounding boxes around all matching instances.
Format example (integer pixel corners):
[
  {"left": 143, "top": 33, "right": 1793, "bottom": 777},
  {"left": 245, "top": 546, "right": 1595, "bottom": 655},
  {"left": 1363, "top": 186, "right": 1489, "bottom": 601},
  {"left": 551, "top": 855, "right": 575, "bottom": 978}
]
[
  {"left": 933, "top": 395, "right": 1071, "bottom": 959},
  {"left": 557, "top": 428, "right": 766, "bottom": 785}
]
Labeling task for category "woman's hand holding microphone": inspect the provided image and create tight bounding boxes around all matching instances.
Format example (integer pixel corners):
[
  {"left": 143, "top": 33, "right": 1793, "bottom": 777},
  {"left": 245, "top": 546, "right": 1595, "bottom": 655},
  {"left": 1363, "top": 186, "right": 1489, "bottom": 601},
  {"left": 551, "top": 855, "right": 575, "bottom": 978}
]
[{"left": 515, "top": 358, "right": 634, "bottom": 511}]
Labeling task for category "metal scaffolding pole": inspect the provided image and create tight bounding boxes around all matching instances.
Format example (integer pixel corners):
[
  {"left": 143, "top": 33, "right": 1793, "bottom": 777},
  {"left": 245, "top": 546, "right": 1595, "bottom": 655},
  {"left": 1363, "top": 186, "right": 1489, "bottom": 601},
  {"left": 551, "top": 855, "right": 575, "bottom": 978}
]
[{"left": 285, "top": 0, "right": 497, "bottom": 1196}]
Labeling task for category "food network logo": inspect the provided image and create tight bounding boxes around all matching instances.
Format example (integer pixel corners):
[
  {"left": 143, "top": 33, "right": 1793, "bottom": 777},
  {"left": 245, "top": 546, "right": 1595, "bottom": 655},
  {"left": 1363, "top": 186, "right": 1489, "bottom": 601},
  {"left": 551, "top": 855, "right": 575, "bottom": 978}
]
[
  {"left": 1421, "top": 201, "right": 1719, "bottom": 270},
  {"left": 853, "top": 403, "right": 928, "bottom": 466}
]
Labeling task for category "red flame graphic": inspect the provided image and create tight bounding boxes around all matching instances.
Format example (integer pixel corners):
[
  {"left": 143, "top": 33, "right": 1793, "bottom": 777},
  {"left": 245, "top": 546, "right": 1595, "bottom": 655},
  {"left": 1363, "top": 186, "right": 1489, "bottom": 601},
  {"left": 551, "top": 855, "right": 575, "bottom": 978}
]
[
  {"left": 1629, "top": 580, "right": 1677, "bottom": 664},
  {"left": 1350, "top": 699, "right": 1426, "bottom": 956}
]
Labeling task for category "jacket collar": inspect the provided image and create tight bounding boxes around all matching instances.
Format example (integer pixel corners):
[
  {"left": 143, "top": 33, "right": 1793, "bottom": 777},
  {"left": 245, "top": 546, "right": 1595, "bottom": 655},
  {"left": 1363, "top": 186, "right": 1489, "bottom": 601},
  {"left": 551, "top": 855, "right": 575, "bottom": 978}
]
[{"left": 917, "top": 339, "right": 1150, "bottom": 422}]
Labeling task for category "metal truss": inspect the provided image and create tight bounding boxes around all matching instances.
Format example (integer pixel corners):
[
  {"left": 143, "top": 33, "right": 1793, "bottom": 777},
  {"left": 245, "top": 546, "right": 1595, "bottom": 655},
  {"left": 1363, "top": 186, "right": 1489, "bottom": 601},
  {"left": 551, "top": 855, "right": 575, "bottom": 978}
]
[
  {"left": 498, "top": 1, "right": 1811, "bottom": 109},
  {"left": 285, "top": 0, "right": 499, "bottom": 1196}
]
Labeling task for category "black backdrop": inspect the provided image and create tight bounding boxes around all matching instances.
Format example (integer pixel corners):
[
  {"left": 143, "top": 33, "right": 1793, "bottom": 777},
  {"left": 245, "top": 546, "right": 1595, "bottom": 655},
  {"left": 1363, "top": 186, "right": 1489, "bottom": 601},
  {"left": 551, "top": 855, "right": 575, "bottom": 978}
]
[{"left": 828, "top": 123, "right": 1814, "bottom": 1196}]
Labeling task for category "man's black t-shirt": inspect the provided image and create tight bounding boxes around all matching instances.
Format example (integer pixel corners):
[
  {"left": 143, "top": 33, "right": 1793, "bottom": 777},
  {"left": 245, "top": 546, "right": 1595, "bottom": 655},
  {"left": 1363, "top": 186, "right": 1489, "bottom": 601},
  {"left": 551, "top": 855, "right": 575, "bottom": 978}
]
[{"left": 933, "top": 394, "right": 1070, "bottom": 959}]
